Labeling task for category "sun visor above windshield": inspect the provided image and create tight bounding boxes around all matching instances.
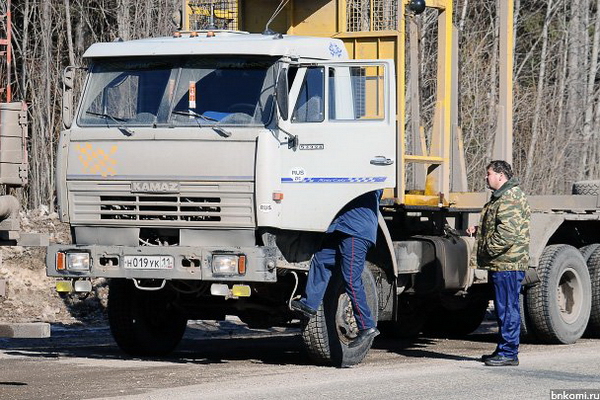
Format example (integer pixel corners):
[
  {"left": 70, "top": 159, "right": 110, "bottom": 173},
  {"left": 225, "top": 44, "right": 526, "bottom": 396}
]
[{"left": 82, "top": 33, "right": 349, "bottom": 61}]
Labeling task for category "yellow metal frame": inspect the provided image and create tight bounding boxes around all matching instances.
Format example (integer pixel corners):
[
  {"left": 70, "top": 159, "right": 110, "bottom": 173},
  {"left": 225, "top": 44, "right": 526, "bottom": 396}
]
[
  {"left": 493, "top": 1, "right": 514, "bottom": 164},
  {"left": 187, "top": 0, "right": 513, "bottom": 209},
  {"left": 424, "top": 0, "right": 453, "bottom": 206},
  {"left": 181, "top": 0, "right": 241, "bottom": 31},
  {"left": 338, "top": 1, "right": 455, "bottom": 207}
]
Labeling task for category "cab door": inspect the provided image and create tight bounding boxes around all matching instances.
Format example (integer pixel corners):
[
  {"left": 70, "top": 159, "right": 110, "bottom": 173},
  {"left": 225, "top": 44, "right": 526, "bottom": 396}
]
[{"left": 278, "top": 60, "right": 396, "bottom": 231}]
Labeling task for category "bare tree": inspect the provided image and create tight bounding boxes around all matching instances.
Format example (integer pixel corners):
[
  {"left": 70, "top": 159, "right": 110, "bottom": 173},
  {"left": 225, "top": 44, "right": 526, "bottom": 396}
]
[
  {"left": 6, "top": 0, "right": 179, "bottom": 209},
  {"left": 6, "top": 0, "right": 600, "bottom": 209}
]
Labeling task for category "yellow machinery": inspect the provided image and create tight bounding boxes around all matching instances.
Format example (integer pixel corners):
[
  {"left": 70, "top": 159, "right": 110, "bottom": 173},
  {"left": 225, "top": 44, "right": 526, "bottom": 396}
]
[{"left": 180, "top": 0, "right": 514, "bottom": 209}]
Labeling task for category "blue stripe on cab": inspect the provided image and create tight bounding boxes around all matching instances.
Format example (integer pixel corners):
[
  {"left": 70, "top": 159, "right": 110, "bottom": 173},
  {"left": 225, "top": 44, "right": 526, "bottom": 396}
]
[{"left": 281, "top": 177, "right": 386, "bottom": 183}]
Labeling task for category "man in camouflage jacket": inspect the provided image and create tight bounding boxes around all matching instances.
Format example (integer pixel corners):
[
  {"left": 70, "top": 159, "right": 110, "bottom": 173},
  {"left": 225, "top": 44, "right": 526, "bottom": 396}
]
[{"left": 468, "top": 160, "right": 530, "bottom": 366}]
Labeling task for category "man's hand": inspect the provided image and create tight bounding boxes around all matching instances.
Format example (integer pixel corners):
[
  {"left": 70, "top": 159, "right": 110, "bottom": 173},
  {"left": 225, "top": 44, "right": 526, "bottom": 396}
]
[{"left": 466, "top": 226, "right": 478, "bottom": 237}]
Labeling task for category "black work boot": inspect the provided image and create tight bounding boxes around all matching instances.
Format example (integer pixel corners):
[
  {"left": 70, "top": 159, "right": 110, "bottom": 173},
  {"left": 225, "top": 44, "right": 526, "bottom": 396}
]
[
  {"left": 481, "top": 350, "right": 499, "bottom": 362},
  {"left": 290, "top": 300, "right": 317, "bottom": 318},
  {"left": 348, "top": 327, "right": 380, "bottom": 348},
  {"left": 484, "top": 355, "right": 519, "bottom": 366}
]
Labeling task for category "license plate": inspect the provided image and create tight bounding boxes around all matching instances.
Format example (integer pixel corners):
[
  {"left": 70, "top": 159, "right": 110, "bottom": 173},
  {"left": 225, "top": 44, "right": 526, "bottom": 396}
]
[{"left": 123, "top": 256, "right": 174, "bottom": 269}]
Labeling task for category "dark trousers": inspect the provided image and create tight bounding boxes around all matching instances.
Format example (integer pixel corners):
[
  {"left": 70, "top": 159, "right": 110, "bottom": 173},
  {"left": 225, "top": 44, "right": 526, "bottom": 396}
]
[
  {"left": 303, "top": 233, "right": 375, "bottom": 330},
  {"left": 491, "top": 270, "right": 525, "bottom": 358}
]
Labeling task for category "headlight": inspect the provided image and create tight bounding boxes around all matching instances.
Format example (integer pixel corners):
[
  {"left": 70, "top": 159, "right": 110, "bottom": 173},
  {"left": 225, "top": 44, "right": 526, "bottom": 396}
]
[
  {"left": 56, "top": 251, "right": 91, "bottom": 271},
  {"left": 211, "top": 254, "right": 246, "bottom": 276}
]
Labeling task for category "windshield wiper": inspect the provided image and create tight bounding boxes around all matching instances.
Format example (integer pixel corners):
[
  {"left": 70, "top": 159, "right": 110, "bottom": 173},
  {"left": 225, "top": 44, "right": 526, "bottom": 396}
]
[
  {"left": 86, "top": 111, "right": 134, "bottom": 136},
  {"left": 171, "top": 109, "right": 232, "bottom": 138}
]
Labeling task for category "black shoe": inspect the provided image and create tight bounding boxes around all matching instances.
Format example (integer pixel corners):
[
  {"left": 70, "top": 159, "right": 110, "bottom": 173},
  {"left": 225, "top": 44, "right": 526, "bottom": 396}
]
[
  {"left": 484, "top": 355, "right": 519, "bottom": 366},
  {"left": 290, "top": 300, "right": 317, "bottom": 318},
  {"left": 348, "top": 327, "right": 380, "bottom": 348},
  {"left": 481, "top": 351, "right": 498, "bottom": 362}
]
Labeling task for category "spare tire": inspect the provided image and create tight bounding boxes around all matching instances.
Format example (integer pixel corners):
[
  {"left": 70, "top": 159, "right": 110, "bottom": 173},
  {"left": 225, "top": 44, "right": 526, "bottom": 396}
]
[{"left": 572, "top": 180, "right": 600, "bottom": 195}]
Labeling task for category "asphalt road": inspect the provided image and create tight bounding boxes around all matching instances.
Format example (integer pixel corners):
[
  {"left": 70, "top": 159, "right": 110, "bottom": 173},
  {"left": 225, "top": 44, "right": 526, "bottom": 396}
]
[{"left": 1, "top": 319, "right": 599, "bottom": 400}]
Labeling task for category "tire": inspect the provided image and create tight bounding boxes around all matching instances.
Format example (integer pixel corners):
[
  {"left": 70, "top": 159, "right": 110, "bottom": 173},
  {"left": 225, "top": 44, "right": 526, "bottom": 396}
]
[
  {"left": 108, "top": 279, "right": 188, "bottom": 357},
  {"left": 526, "top": 245, "right": 591, "bottom": 344},
  {"left": 580, "top": 244, "right": 600, "bottom": 262},
  {"left": 585, "top": 247, "right": 600, "bottom": 337},
  {"left": 519, "top": 289, "right": 536, "bottom": 340},
  {"left": 300, "top": 266, "right": 378, "bottom": 367},
  {"left": 572, "top": 180, "right": 600, "bottom": 195},
  {"left": 424, "top": 291, "right": 490, "bottom": 337}
]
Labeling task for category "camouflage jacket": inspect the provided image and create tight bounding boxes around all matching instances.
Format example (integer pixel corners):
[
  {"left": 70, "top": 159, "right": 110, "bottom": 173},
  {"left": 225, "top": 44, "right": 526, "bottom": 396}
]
[{"left": 476, "top": 178, "right": 531, "bottom": 271}]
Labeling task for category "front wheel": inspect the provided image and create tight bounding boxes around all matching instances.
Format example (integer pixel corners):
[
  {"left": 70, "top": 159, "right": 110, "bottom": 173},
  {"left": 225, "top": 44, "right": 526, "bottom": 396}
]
[
  {"left": 300, "top": 266, "right": 378, "bottom": 367},
  {"left": 108, "top": 279, "right": 188, "bottom": 356}
]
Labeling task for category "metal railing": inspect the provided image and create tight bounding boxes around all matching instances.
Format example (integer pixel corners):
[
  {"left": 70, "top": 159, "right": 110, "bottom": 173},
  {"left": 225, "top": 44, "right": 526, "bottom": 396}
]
[
  {"left": 346, "top": 0, "right": 398, "bottom": 32},
  {"left": 187, "top": 0, "right": 239, "bottom": 31}
]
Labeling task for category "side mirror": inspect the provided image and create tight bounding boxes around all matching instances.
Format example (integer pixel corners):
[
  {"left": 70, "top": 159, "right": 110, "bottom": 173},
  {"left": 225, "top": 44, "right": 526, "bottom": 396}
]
[
  {"left": 62, "top": 67, "right": 75, "bottom": 129},
  {"left": 275, "top": 67, "right": 289, "bottom": 121}
]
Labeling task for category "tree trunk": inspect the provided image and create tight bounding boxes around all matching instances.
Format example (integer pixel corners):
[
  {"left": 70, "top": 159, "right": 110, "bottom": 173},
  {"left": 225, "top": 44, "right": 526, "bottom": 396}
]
[
  {"left": 64, "top": 0, "right": 75, "bottom": 65},
  {"left": 579, "top": 0, "right": 600, "bottom": 179},
  {"left": 117, "top": 0, "right": 131, "bottom": 40},
  {"left": 523, "top": 1, "right": 554, "bottom": 187}
]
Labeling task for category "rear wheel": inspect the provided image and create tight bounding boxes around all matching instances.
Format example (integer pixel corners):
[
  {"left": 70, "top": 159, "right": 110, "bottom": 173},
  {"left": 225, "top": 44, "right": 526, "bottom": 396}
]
[
  {"left": 580, "top": 244, "right": 600, "bottom": 262},
  {"left": 526, "top": 245, "right": 591, "bottom": 344},
  {"left": 300, "top": 266, "right": 378, "bottom": 367},
  {"left": 520, "top": 289, "right": 536, "bottom": 340},
  {"left": 108, "top": 279, "right": 187, "bottom": 356},
  {"left": 585, "top": 247, "right": 600, "bottom": 337}
]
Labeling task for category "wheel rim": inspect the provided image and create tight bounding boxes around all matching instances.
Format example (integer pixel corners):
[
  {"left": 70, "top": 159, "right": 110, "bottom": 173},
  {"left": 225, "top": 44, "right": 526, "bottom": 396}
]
[
  {"left": 335, "top": 293, "right": 358, "bottom": 345},
  {"left": 556, "top": 267, "right": 583, "bottom": 324}
]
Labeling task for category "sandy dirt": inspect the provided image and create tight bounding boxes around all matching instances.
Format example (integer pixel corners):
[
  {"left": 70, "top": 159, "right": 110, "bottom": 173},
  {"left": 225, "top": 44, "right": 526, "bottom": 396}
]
[{"left": 0, "top": 207, "right": 107, "bottom": 325}]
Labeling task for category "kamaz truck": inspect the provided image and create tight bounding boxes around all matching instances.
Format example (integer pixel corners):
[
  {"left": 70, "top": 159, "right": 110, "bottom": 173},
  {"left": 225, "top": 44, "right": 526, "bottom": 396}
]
[{"left": 47, "top": 0, "right": 600, "bottom": 367}]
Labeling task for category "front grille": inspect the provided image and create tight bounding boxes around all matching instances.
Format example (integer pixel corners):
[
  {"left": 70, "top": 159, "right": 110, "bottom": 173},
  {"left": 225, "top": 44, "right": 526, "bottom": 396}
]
[
  {"left": 100, "top": 195, "right": 222, "bottom": 222},
  {"left": 70, "top": 181, "right": 254, "bottom": 228}
]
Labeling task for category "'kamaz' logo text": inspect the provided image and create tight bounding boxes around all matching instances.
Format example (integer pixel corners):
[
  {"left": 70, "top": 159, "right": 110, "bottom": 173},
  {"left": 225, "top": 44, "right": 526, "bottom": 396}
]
[{"left": 131, "top": 181, "right": 181, "bottom": 193}]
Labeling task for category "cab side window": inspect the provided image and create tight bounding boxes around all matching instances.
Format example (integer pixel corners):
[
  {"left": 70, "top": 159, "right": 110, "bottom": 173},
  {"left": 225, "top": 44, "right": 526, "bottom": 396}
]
[
  {"left": 329, "top": 65, "right": 385, "bottom": 121},
  {"left": 292, "top": 67, "right": 324, "bottom": 123}
]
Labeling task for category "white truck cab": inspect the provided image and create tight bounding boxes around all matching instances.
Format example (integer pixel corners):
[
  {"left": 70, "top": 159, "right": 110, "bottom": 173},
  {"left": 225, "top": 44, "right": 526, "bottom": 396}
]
[{"left": 48, "top": 30, "right": 395, "bottom": 363}]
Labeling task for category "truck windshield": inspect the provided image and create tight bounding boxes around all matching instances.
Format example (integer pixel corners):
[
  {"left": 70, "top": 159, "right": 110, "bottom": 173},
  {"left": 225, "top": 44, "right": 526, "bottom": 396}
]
[{"left": 77, "top": 56, "right": 278, "bottom": 128}]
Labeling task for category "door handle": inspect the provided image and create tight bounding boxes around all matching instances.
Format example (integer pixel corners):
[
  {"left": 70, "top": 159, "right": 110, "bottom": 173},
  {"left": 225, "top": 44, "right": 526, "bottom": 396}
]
[{"left": 370, "top": 156, "right": 394, "bottom": 166}]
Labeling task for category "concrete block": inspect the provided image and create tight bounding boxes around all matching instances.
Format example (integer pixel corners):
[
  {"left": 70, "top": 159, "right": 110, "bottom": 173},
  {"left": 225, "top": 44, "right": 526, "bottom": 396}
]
[
  {"left": 17, "top": 233, "right": 49, "bottom": 247},
  {"left": 0, "top": 322, "right": 51, "bottom": 338}
]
